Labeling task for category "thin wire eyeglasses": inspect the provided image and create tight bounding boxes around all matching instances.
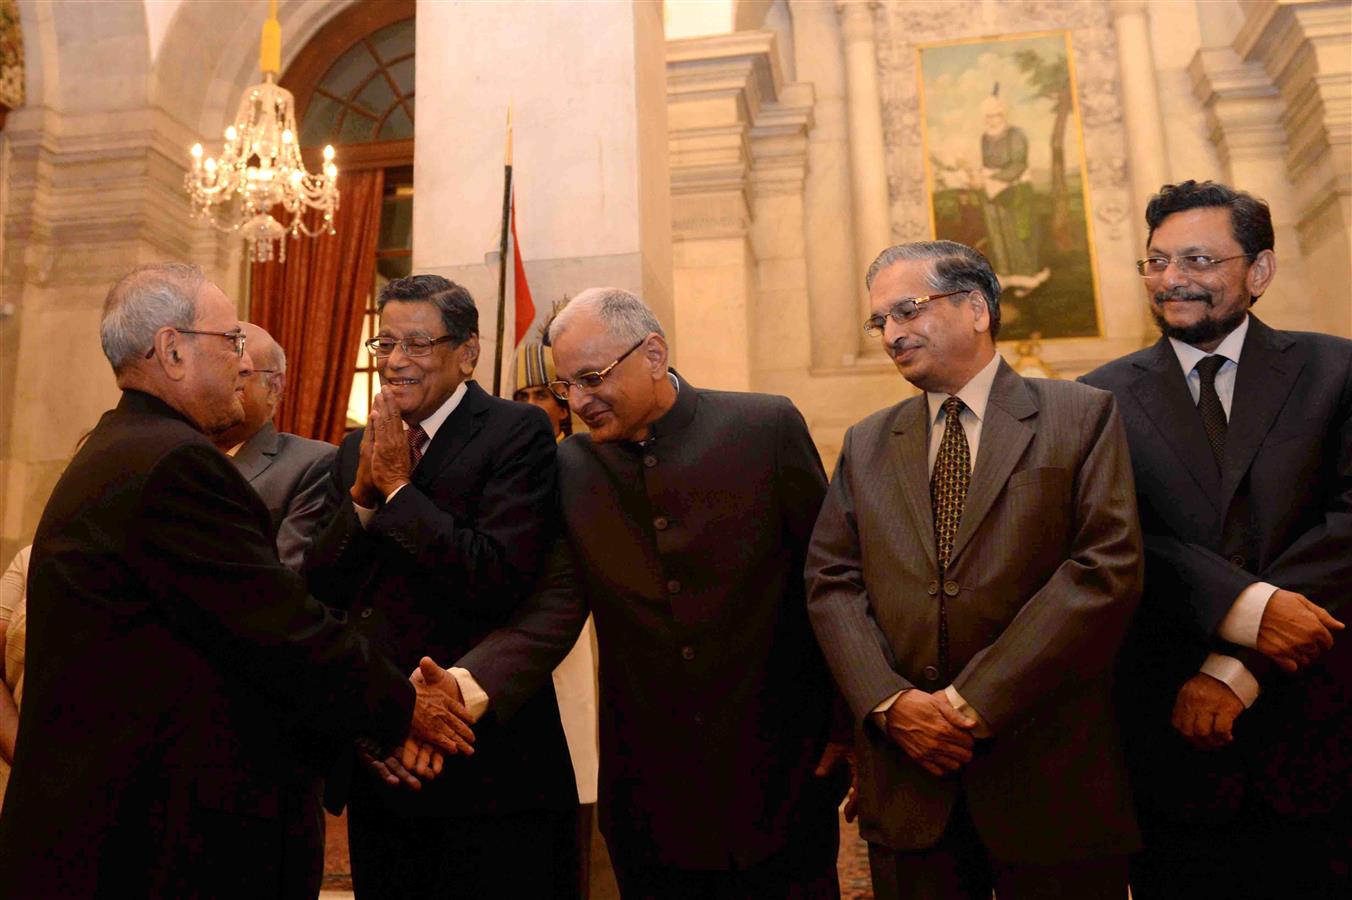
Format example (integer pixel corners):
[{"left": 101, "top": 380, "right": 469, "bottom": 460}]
[
  {"left": 863, "top": 290, "right": 968, "bottom": 337},
  {"left": 143, "top": 328, "right": 246, "bottom": 359},
  {"left": 548, "top": 339, "right": 646, "bottom": 401},
  {"left": 364, "top": 335, "right": 457, "bottom": 358},
  {"left": 1135, "top": 254, "right": 1252, "bottom": 277}
]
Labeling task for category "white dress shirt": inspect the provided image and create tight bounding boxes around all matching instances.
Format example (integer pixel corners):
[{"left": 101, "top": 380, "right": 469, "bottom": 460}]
[{"left": 1166, "top": 315, "right": 1274, "bottom": 707}]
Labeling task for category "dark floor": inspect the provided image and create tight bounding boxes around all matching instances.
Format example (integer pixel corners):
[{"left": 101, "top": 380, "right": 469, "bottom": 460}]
[{"left": 322, "top": 809, "right": 874, "bottom": 898}]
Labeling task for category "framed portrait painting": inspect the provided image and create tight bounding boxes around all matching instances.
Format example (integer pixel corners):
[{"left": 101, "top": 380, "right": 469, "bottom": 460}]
[{"left": 916, "top": 30, "right": 1102, "bottom": 340}]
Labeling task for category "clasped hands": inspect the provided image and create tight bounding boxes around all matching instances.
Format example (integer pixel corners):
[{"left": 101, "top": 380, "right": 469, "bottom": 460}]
[
  {"left": 880, "top": 689, "right": 978, "bottom": 778},
  {"left": 360, "top": 657, "right": 475, "bottom": 791},
  {"left": 351, "top": 388, "right": 414, "bottom": 508},
  {"left": 1173, "top": 590, "right": 1343, "bottom": 751}
]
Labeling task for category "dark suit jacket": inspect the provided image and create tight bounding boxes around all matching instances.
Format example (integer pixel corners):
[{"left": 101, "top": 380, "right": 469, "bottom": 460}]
[
  {"left": 1081, "top": 316, "right": 1352, "bottom": 823},
  {"left": 306, "top": 380, "right": 576, "bottom": 819},
  {"left": 459, "top": 374, "right": 843, "bottom": 870},
  {"left": 807, "top": 361, "right": 1143, "bottom": 865},
  {"left": 0, "top": 390, "right": 412, "bottom": 898},
  {"left": 232, "top": 422, "right": 337, "bottom": 572}
]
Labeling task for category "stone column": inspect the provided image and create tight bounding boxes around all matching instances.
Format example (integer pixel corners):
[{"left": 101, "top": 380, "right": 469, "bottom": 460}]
[
  {"left": 1110, "top": 0, "right": 1171, "bottom": 248},
  {"left": 1234, "top": 0, "right": 1352, "bottom": 337},
  {"left": 412, "top": 0, "right": 673, "bottom": 376},
  {"left": 836, "top": 1, "right": 890, "bottom": 324},
  {"left": 790, "top": 0, "right": 860, "bottom": 371}
]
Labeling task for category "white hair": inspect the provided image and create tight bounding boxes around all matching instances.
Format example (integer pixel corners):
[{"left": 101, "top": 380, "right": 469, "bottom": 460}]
[
  {"left": 100, "top": 263, "right": 204, "bottom": 371},
  {"left": 547, "top": 287, "right": 664, "bottom": 347}
]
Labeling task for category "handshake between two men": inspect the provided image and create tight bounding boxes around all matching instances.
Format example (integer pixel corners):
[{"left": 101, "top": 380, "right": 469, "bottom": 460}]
[{"left": 366, "top": 657, "right": 474, "bottom": 790}]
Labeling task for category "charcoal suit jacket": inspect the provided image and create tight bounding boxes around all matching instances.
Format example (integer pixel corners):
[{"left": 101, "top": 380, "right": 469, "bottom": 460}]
[
  {"left": 458, "top": 373, "right": 845, "bottom": 870},
  {"left": 807, "top": 360, "right": 1143, "bottom": 864},
  {"left": 306, "top": 379, "right": 576, "bottom": 820},
  {"left": 0, "top": 390, "right": 413, "bottom": 898},
  {"left": 231, "top": 422, "right": 337, "bottom": 572},
  {"left": 1081, "top": 316, "right": 1352, "bottom": 823}
]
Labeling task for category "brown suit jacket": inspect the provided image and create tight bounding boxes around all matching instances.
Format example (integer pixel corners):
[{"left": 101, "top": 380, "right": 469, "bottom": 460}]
[{"left": 807, "top": 360, "right": 1143, "bottom": 864}]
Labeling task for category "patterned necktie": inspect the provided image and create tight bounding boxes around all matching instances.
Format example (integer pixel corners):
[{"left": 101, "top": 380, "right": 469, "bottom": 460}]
[
  {"left": 407, "top": 424, "right": 428, "bottom": 470},
  {"left": 1195, "top": 355, "right": 1228, "bottom": 472},
  {"left": 931, "top": 396, "right": 970, "bottom": 573}
]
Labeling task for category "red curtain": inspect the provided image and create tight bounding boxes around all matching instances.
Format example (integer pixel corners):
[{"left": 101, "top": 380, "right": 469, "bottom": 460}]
[{"left": 249, "top": 169, "right": 385, "bottom": 444}]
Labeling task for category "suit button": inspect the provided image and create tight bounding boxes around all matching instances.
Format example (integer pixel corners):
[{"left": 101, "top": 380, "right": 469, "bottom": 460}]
[
  {"left": 360, "top": 608, "right": 373, "bottom": 619},
  {"left": 681, "top": 646, "right": 695, "bottom": 661},
  {"left": 923, "top": 665, "right": 940, "bottom": 681},
  {"left": 927, "top": 580, "right": 939, "bottom": 596},
  {"left": 654, "top": 516, "right": 669, "bottom": 531},
  {"left": 667, "top": 579, "right": 681, "bottom": 594},
  {"left": 1230, "top": 555, "right": 1246, "bottom": 568},
  {"left": 644, "top": 454, "right": 658, "bottom": 468},
  {"left": 944, "top": 581, "right": 960, "bottom": 596}
]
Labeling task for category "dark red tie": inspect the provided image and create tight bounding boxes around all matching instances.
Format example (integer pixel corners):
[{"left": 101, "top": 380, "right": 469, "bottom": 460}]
[{"left": 407, "top": 424, "right": 428, "bottom": 470}]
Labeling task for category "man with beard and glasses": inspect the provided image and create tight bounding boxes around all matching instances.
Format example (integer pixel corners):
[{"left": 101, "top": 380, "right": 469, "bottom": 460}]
[
  {"left": 1082, "top": 180, "right": 1352, "bottom": 899},
  {"left": 807, "top": 240, "right": 1143, "bottom": 899}
]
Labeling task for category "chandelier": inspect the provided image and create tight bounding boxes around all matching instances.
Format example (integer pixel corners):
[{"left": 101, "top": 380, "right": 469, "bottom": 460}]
[{"left": 185, "top": 0, "right": 338, "bottom": 263}]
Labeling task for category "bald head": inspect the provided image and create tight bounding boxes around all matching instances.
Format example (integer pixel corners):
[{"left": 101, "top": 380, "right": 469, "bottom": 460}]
[
  {"left": 241, "top": 322, "right": 286, "bottom": 375},
  {"left": 212, "top": 322, "right": 288, "bottom": 451}
]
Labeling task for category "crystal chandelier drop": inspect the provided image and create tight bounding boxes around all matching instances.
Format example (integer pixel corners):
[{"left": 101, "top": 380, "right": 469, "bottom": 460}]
[{"left": 185, "top": 0, "right": 339, "bottom": 263}]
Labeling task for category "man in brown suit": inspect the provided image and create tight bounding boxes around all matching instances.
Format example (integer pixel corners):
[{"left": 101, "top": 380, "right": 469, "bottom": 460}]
[{"left": 806, "top": 241, "right": 1143, "bottom": 898}]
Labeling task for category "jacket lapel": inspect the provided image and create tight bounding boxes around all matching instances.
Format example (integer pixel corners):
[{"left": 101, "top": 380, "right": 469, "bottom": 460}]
[
  {"left": 948, "top": 360, "right": 1034, "bottom": 566},
  {"left": 890, "top": 397, "right": 938, "bottom": 573},
  {"left": 1131, "top": 338, "right": 1222, "bottom": 505},
  {"left": 1221, "top": 316, "right": 1300, "bottom": 505},
  {"left": 413, "top": 381, "right": 486, "bottom": 487},
  {"left": 232, "top": 422, "right": 279, "bottom": 482}
]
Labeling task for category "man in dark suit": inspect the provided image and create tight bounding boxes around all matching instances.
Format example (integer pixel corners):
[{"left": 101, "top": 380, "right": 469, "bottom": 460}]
[
  {"left": 1081, "top": 180, "right": 1351, "bottom": 899},
  {"left": 452, "top": 287, "right": 848, "bottom": 898},
  {"left": 304, "top": 274, "right": 577, "bottom": 899},
  {"left": 0, "top": 262, "right": 472, "bottom": 898},
  {"left": 213, "top": 322, "right": 336, "bottom": 572},
  {"left": 806, "top": 241, "right": 1143, "bottom": 899}
]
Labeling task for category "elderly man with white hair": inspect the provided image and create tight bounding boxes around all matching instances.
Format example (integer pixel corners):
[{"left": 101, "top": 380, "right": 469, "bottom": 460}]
[
  {"left": 0, "top": 262, "right": 473, "bottom": 898},
  {"left": 448, "top": 287, "right": 851, "bottom": 898}
]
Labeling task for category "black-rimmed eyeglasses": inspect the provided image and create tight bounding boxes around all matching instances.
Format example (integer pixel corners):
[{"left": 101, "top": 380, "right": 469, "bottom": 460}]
[
  {"left": 863, "top": 290, "right": 969, "bottom": 337},
  {"left": 144, "top": 328, "right": 246, "bottom": 359},
  {"left": 547, "top": 339, "right": 646, "bottom": 401}
]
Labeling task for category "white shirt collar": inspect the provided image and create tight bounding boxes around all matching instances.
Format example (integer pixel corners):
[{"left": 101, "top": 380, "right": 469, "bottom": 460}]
[
  {"left": 413, "top": 380, "right": 469, "bottom": 442},
  {"left": 926, "top": 351, "right": 1001, "bottom": 425},
  {"left": 1168, "top": 314, "right": 1249, "bottom": 376}
]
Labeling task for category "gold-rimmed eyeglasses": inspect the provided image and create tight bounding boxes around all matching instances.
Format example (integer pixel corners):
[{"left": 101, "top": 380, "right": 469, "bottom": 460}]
[
  {"left": 863, "top": 290, "right": 969, "bottom": 337},
  {"left": 548, "top": 338, "right": 646, "bottom": 401},
  {"left": 144, "top": 328, "right": 246, "bottom": 359},
  {"left": 364, "top": 335, "right": 456, "bottom": 358}
]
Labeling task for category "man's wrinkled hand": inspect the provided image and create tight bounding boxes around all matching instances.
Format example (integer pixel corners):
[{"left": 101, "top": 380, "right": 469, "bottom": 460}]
[
  {"left": 1171, "top": 673, "right": 1244, "bottom": 750},
  {"left": 409, "top": 655, "right": 475, "bottom": 761},
  {"left": 883, "top": 690, "right": 976, "bottom": 777},
  {"left": 1256, "top": 590, "right": 1343, "bottom": 673},
  {"left": 356, "top": 738, "right": 425, "bottom": 791},
  {"left": 369, "top": 389, "right": 413, "bottom": 498}
]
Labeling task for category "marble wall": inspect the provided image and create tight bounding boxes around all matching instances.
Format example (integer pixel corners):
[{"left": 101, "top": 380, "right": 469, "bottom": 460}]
[{"left": 0, "top": 0, "right": 1348, "bottom": 558}]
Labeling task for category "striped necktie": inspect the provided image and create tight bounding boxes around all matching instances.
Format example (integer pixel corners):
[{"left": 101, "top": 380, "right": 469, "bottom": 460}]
[{"left": 408, "top": 424, "right": 428, "bottom": 470}]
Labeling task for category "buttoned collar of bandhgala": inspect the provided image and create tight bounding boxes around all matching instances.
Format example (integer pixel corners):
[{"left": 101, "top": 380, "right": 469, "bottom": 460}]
[{"left": 627, "top": 369, "right": 695, "bottom": 448}]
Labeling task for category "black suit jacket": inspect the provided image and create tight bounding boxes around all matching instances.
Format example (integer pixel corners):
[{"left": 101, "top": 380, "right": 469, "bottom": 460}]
[
  {"left": 231, "top": 422, "right": 337, "bottom": 572},
  {"left": 1082, "top": 316, "right": 1352, "bottom": 823},
  {"left": 460, "top": 374, "right": 844, "bottom": 870},
  {"left": 0, "top": 391, "right": 412, "bottom": 898},
  {"left": 306, "top": 380, "right": 576, "bottom": 819}
]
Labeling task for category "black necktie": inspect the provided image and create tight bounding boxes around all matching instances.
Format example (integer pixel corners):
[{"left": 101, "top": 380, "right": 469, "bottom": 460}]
[{"left": 1196, "top": 355, "right": 1228, "bottom": 471}]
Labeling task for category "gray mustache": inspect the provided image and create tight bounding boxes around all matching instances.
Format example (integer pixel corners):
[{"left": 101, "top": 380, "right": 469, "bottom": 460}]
[{"left": 1154, "top": 291, "right": 1212, "bottom": 306}]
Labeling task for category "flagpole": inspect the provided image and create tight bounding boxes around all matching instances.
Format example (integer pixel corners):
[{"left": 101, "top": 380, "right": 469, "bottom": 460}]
[{"left": 492, "top": 106, "right": 513, "bottom": 397}]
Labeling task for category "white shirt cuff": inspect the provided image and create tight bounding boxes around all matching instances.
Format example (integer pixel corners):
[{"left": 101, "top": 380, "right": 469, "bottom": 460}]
[
  {"left": 353, "top": 501, "right": 377, "bottom": 529},
  {"left": 1216, "top": 582, "right": 1278, "bottom": 648},
  {"left": 1200, "top": 653, "right": 1260, "bottom": 708},
  {"left": 873, "top": 690, "right": 904, "bottom": 715},
  {"left": 447, "top": 667, "right": 490, "bottom": 723},
  {"left": 944, "top": 685, "right": 991, "bottom": 738}
]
